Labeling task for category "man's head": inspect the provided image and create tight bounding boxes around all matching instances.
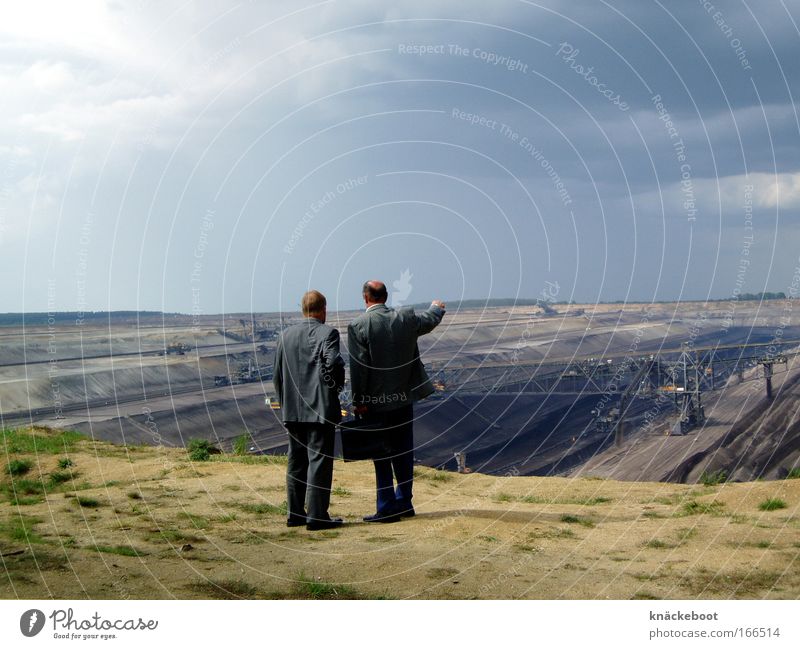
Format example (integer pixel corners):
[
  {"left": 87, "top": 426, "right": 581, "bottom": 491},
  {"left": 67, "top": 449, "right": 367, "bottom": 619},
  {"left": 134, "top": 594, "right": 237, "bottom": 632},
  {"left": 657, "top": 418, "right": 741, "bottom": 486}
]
[
  {"left": 362, "top": 280, "right": 388, "bottom": 307},
  {"left": 301, "top": 290, "right": 327, "bottom": 322}
]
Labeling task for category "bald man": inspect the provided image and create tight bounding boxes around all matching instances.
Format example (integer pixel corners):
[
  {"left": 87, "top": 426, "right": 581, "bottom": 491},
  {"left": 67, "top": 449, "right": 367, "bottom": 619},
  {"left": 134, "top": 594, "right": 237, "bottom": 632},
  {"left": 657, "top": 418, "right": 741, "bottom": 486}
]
[
  {"left": 273, "top": 290, "right": 345, "bottom": 531},
  {"left": 347, "top": 280, "right": 445, "bottom": 522}
]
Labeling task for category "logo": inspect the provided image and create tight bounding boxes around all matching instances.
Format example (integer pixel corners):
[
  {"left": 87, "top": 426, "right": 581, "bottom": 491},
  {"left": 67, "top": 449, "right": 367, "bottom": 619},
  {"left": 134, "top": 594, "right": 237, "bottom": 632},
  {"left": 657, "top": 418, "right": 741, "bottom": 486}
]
[
  {"left": 391, "top": 268, "right": 413, "bottom": 307},
  {"left": 20, "top": 609, "right": 45, "bottom": 637}
]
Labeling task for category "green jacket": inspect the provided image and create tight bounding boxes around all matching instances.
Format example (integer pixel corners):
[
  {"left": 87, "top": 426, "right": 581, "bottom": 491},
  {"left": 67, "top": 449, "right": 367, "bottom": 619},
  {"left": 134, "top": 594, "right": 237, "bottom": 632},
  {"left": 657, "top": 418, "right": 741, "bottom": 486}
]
[{"left": 347, "top": 303, "right": 445, "bottom": 412}]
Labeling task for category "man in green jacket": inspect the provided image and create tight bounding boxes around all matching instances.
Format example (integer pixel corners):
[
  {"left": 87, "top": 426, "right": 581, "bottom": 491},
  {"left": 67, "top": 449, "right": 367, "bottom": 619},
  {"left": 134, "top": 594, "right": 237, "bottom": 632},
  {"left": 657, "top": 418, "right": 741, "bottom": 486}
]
[{"left": 347, "top": 280, "right": 445, "bottom": 522}]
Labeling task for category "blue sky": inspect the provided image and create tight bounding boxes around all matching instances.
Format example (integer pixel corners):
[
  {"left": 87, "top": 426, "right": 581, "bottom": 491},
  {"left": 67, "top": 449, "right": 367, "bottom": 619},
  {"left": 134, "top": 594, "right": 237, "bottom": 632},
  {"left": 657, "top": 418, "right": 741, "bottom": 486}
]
[{"left": 2, "top": 0, "right": 799, "bottom": 313}]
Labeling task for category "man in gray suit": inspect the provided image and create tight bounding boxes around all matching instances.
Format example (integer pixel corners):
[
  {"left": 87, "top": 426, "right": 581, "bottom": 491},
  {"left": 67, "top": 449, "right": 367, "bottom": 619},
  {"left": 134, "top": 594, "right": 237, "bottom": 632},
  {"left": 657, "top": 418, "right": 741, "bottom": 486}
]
[
  {"left": 347, "top": 280, "right": 445, "bottom": 522},
  {"left": 273, "top": 290, "right": 345, "bottom": 531}
]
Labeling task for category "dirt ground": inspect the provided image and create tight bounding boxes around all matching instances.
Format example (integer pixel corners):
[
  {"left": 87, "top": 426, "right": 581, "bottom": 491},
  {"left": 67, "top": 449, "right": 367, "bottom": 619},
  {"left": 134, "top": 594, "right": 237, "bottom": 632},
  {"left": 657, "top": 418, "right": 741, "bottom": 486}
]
[{"left": 1, "top": 427, "right": 798, "bottom": 600}]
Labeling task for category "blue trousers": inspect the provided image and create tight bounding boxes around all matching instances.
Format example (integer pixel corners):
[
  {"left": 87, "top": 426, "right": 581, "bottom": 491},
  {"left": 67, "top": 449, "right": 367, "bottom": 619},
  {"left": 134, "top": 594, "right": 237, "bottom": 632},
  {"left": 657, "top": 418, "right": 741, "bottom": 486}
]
[{"left": 372, "top": 405, "right": 414, "bottom": 514}]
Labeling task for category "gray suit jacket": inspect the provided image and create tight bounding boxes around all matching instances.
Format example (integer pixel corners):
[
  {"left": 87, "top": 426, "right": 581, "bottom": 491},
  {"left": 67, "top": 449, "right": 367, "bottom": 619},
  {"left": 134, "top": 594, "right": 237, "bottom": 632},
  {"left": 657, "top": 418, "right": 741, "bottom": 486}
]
[
  {"left": 273, "top": 318, "right": 345, "bottom": 424},
  {"left": 347, "top": 303, "right": 445, "bottom": 413}
]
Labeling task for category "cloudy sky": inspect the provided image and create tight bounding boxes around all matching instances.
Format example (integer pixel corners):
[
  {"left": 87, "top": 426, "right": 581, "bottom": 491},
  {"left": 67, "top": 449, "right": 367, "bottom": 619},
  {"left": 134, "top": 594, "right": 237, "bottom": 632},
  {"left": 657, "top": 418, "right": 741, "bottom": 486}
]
[{"left": 2, "top": 0, "right": 799, "bottom": 313}]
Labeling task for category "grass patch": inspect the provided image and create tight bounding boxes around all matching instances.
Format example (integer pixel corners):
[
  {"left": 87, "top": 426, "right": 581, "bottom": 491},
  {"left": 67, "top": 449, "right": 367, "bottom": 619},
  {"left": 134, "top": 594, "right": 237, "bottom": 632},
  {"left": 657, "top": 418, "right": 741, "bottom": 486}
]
[
  {"left": 643, "top": 539, "right": 678, "bottom": 549},
  {"left": 758, "top": 498, "right": 787, "bottom": 511},
  {"left": 699, "top": 469, "right": 727, "bottom": 486},
  {"left": 631, "top": 591, "right": 660, "bottom": 600},
  {"left": 332, "top": 486, "right": 351, "bottom": 497},
  {"left": 75, "top": 496, "right": 103, "bottom": 508},
  {"left": 681, "top": 569, "right": 786, "bottom": 595},
  {"left": 678, "top": 500, "right": 724, "bottom": 516},
  {"left": 127, "top": 491, "right": 142, "bottom": 500},
  {"left": 0, "top": 514, "right": 43, "bottom": 544},
  {"left": 560, "top": 514, "right": 595, "bottom": 528},
  {"left": 48, "top": 470, "right": 73, "bottom": 487},
  {"left": 232, "top": 433, "right": 250, "bottom": 456},
  {"left": 211, "top": 454, "right": 288, "bottom": 466},
  {"left": 1, "top": 427, "right": 86, "bottom": 455},
  {"left": 57, "top": 457, "right": 74, "bottom": 470},
  {"left": 94, "top": 545, "right": 143, "bottom": 557},
  {"left": 5, "top": 459, "right": 33, "bottom": 477},
  {"left": 786, "top": 467, "right": 800, "bottom": 479},
  {"left": 294, "top": 572, "right": 361, "bottom": 599},
  {"left": 7, "top": 478, "right": 45, "bottom": 495},
  {"left": 494, "top": 492, "right": 514, "bottom": 503},
  {"left": 187, "top": 439, "right": 213, "bottom": 462}
]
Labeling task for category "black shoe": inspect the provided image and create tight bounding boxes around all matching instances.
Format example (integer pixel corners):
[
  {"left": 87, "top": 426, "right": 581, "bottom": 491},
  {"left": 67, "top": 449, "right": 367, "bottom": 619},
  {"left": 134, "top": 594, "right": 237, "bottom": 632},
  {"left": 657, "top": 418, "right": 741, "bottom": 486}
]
[
  {"left": 363, "top": 511, "right": 401, "bottom": 523},
  {"left": 286, "top": 517, "right": 307, "bottom": 528},
  {"left": 306, "top": 517, "right": 343, "bottom": 531},
  {"left": 398, "top": 507, "right": 415, "bottom": 518}
]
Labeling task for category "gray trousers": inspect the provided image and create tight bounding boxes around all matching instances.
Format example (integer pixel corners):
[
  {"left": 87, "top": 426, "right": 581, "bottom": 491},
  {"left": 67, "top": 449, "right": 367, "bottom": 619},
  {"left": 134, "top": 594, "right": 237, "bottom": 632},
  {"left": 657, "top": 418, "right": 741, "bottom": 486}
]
[{"left": 285, "top": 422, "right": 335, "bottom": 523}]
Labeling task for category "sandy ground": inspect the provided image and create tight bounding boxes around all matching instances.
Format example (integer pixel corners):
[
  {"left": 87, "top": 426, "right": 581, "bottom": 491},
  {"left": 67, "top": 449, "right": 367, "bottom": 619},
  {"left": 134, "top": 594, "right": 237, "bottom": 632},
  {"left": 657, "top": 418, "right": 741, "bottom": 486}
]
[{"left": 1, "top": 428, "right": 798, "bottom": 600}]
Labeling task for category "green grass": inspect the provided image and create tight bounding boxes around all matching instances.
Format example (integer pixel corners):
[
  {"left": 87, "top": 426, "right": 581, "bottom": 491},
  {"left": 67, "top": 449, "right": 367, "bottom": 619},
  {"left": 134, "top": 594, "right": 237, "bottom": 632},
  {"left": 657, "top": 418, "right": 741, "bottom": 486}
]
[
  {"left": 331, "top": 486, "right": 351, "bottom": 497},
  {"left": 48, "top": 470, "right": 73, "bottom": 487},
  {"left": 5, "top": 459, "right": 33, "bottom": 476},
  {"left": 786, "top": 467, "right": 800, "bottom": 479},
  {"left": 210, "top": 453, "right": 288, "bottom": 465},
  {"left": 7, "top": 478, "right": 45, "bottom": 495},
  {"left": 1, "top": 427, "right": 86, "bottom": 454},
  {"left": 678, "top": 500, "right": 725, "bottom": 516},
  {"left": 94, "top": 545, "right": 143, "bottom": 557},
  {"left": 232, "top": 434, "right": 250, "bottom": 456},
  {"left": 494, "top": 492, "right": 514, "bottom": 503},
  {"left": 75, "top": 496, "right": 103, "bottom": 508},
  {"left": 560, "top": 514, "right": 595, "bottom": 528},
  {"left": 758, "top": 498, "right": 787, "bottom": 511},
  {"left": 699, "top": 469, "right": 727, "bottom": 486},
  {"left": 0, "top": 514, "right": 44, "bottom": 544},
  {"left": 187, "top": 439, "right": 213, "bottom": 462},
  {"left": 57, "top": 457, "right": 74, "bottom": 470},
  {"left": 631, "top": 591, "right": 661, "bottom": 600},
  {"left": 643, "top": 539, "right": 678, "bottom": 549},
  {"left": 294, "top": 572, "right": 362, "bottom": 599}
]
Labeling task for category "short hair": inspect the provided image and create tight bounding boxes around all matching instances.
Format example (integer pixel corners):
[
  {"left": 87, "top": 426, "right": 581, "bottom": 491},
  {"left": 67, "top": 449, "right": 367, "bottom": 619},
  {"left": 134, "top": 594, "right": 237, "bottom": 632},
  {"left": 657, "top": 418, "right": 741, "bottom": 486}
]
[
  {"left": 362, "top": 280, "right": 387, "bottom": 303},
  {"left": 301, "top": 290, "right": 326, "bottom": 316}
]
